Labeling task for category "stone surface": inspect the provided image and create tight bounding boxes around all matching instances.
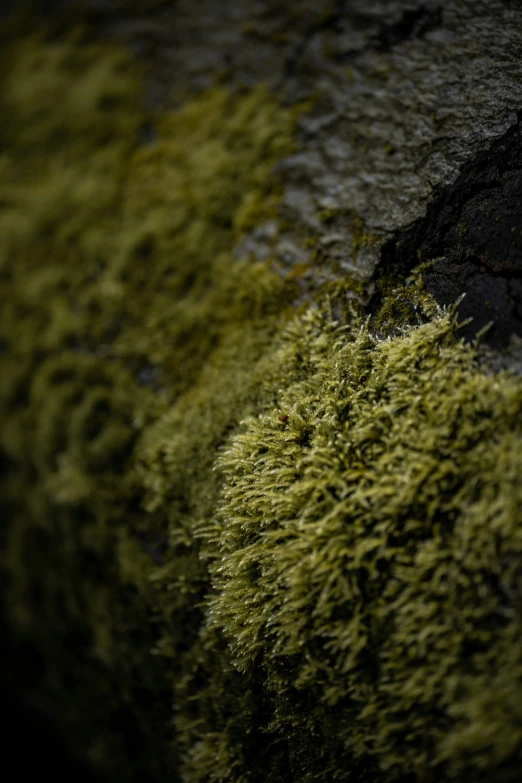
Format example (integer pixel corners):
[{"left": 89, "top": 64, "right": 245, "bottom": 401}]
[
  {"left": 12, "top": 1, "right": 522, "bottom": 343},
  {"left": 75, "top": 0, "right": 522, "bottom": 347}
]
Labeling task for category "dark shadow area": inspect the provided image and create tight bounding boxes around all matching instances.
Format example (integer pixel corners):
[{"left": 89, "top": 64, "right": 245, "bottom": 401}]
[
  {"left": 372, "top": 111, "right": 522, "bottom": 346},
  {"left": 371, "top": 2, "right": 443, "bottom": 51},
  {"left": 0, "top": 626, "right": 105, "bottom": 782}
]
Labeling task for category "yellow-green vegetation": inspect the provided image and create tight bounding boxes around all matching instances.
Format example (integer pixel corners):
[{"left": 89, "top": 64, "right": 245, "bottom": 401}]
[
  {"left": 209, "top": 304, "right": 522, "bottom": 780},
  {"left": 1, "top": 20, "right": 522, "bottom": 783},
  {"left": 0, "top": 25, "right": 299, "bottom": 780}
]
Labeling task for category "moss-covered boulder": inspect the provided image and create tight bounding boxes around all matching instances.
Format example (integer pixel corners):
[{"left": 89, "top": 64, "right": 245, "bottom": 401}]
[{"left": 1, "top": 15, "right": 522, "bottom": 783}]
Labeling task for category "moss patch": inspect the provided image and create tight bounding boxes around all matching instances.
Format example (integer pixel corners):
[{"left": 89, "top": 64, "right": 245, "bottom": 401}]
[
  {"left": 209, "top": 301, "right": 522, "bottom": 780},
  {"left": 0, "top": 25, "right": 299, "bottom": 780}
]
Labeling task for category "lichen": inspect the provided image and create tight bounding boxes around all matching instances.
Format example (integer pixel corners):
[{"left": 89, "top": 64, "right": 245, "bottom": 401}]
[{"left": 1, "top": 18, "right": 522, "bottom": 783}]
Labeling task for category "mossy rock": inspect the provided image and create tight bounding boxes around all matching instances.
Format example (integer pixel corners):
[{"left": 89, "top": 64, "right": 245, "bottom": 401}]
[{"left": 1, "top": 18, "right": 522, "bottom": 783}]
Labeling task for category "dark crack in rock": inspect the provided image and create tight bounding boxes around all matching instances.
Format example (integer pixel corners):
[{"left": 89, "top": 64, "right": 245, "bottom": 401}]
[{"left": 373, "top": 112, "right": 522, "bottom": 346}]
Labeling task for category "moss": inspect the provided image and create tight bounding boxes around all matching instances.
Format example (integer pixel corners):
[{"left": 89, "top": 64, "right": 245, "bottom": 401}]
[
  {"left": 208, "top": 302, "right": 522, "bottom": 781},
  {"left": 372, "top": 263, "right": 442, "bottom": 337},
  {"left": 350, "top": 214, "right": 380, "bottom": 256},
  {"left": 0, "top": 25, "right": 299, "bottom": 781},
  {"left": 318, "top": 207, "right": 343, "bottom": 224},
  {"left": 1, "top": 17, "right": 522, "bottom": 783}
]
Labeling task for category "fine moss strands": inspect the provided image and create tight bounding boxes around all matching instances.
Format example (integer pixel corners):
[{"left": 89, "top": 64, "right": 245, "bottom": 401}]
[{"left": 209, "top": 305, "right": 522, "bottom": 779}]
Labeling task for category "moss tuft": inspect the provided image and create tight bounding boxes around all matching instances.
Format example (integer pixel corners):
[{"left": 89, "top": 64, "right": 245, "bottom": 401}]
[{"left": 208, "top": 303, "right": 522, "bottom": 780}]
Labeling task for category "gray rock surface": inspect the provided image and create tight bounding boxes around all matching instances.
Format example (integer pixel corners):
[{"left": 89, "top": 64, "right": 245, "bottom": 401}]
[
  {"left": 12, "top": 0, "right": 522, "bottom": 344},
  {"left": 100, "top": 1, "right": 522, "bottom": 340}
]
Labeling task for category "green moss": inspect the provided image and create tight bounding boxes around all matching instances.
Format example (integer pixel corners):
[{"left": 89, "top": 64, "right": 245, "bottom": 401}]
[
  {"left": 208, "top": 302, "right": 522, "bottom": 780},
  {"left": 372, "top": 263, "right": 442, "bottom": 337},
  {"left": 1, "top": 19, "right": 522, "bottom": 783},
  {"left": 0, "top": 26, "right": 299, "bottom": 780},
  {"left": 350, "top": 214, "right": 380, "bottom": 256},
  {"left": 318, "top": 207, "right": 343, "bottom": 224}
]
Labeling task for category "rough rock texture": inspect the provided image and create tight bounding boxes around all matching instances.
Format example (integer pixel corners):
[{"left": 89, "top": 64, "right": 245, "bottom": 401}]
[
  {"left": 16, "top": 1, "right": 522, "bottom": 339},
  {"left": 373, "top": 110, "right": 522, "bottom": 347},
  {"left": 82, "top": 0, "right": 522, "bottom": 336}
]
